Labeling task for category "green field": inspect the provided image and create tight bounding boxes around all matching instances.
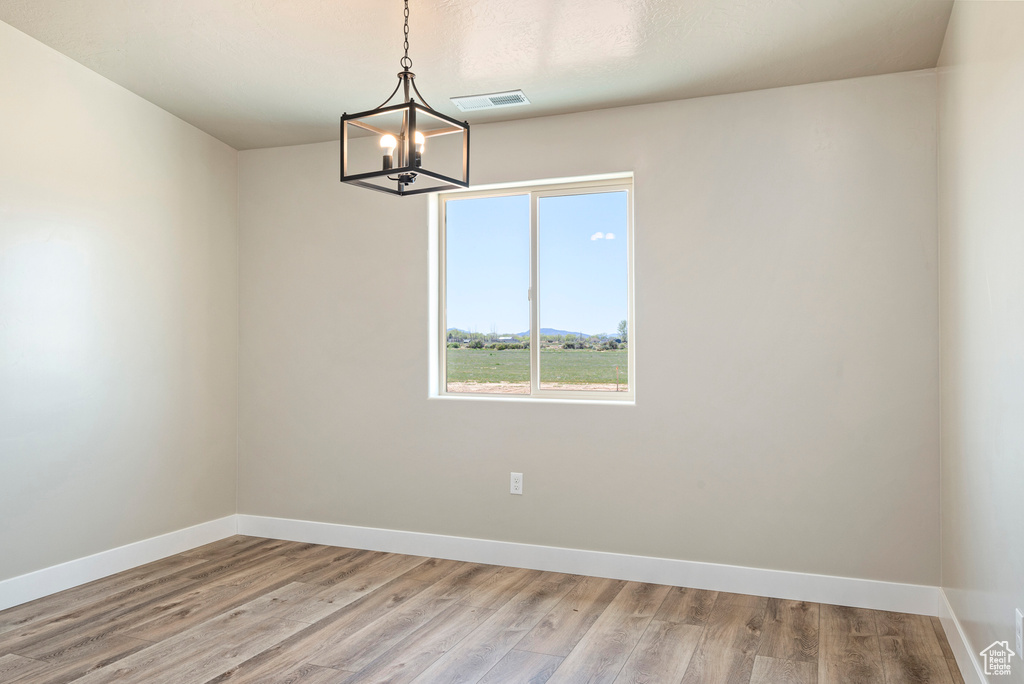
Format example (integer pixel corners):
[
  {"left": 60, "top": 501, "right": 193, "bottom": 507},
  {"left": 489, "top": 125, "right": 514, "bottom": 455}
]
[{"left": 446, "top": 349, "right": 628, "bottom": 385}]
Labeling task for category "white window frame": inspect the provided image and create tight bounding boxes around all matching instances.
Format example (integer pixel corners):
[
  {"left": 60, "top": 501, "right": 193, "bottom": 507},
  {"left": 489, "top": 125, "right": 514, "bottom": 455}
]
[{"left": 435, "top": 175, "right": 635, "bottom": 403}]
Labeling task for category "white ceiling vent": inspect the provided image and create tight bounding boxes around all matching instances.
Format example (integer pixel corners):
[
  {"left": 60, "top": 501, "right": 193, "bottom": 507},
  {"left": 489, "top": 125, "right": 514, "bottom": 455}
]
[{"left": 450, "top": 90, "right": 530, "bottom": 112}]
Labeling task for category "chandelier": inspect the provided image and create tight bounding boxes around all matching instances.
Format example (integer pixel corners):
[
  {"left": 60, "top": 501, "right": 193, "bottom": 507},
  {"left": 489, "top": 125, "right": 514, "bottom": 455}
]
[{"left": 340, "top": 0, "right": 470, "bottom": 196}]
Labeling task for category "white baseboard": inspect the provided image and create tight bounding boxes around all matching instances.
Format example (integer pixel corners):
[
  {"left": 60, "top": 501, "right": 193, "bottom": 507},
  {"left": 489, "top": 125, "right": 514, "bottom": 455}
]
[
  {"left": 236, "top": 514, "right": 940, "bottom": 616},
  {"left": 939, "top": 589, "right": 988, "bottom": 684},
  {"left": 0, "top": 516, "right": 237, "bottom": 612},
  {"left": 0, "top": 513, "right": 942, "bottom": 619}
]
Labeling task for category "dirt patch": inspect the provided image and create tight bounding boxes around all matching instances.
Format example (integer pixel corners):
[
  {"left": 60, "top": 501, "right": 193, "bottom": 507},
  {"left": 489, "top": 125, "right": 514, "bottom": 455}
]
[
  {"left": 446, "top": 382, "right": 628, "bottom": 395},
  {"left": 446, "top": 382, "right": 529, "bottom": 394},
  {"left": 541, "top": 383, "right": 629, "bottom": 392}
]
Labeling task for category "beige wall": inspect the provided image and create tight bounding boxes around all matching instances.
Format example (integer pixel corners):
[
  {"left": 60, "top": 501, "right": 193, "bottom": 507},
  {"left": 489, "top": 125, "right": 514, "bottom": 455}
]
[
  {"left": 938, "top": 0, "right": 1024, "bottom": 662},
  {"left": 239, "top": 71, "right": 940, "bottom": 585},
  {"left": 0, "top": 22, "right": 238, "bottom": 580}
]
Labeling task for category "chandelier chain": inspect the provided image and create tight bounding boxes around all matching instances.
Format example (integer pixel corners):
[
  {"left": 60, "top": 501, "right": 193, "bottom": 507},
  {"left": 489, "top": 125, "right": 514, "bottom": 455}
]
[{"left": 401, "top": 0, "right": 412, "bottom": 70}]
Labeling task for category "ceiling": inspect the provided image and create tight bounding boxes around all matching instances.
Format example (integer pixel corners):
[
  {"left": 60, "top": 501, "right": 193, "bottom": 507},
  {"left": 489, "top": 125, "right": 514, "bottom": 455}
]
[{"left": 0, "top": 0, "right": 953, "bottom": 150}]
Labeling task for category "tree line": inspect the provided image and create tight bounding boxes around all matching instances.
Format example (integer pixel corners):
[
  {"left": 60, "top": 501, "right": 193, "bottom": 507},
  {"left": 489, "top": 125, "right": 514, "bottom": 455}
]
[{"left": 447, "top": 320, "right": 627, "bottom": 350}]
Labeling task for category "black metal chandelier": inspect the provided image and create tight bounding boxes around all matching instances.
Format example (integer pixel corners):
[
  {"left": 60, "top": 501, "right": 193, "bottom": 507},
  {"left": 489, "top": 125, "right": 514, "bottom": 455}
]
[{"left": 340, "top": 0, "right": 470, "bottom": 197}]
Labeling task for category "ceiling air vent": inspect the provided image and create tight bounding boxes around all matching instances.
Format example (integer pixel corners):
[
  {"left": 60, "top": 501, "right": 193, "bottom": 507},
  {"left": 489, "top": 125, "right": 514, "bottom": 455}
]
[{"left": 451, "top": 90, "right": 530, "bottom": 112}]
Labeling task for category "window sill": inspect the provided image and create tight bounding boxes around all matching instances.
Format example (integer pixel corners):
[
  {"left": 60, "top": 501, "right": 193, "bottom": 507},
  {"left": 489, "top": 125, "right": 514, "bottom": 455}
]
[{"left": 429, "top": 393, "right": 635, "bottom": 406}]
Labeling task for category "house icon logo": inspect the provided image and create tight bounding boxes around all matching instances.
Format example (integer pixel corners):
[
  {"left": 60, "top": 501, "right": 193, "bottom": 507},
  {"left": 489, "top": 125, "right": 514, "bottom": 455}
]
[{"left": 980, "top": 641, "right": 1015, "bottom": 676}]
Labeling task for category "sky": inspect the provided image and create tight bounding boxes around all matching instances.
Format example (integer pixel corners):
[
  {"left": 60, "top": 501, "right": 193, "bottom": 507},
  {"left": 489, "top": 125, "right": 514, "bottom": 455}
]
[{"left": 445, "top": 190, "right": 628, "bottom": 336}]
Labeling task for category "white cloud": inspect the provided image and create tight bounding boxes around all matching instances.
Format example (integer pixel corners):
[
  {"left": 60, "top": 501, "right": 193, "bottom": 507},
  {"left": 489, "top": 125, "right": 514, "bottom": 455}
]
[
  {"left": 604, "top": 233, "right": 615, "bottom": 240},
  {"left": 590, "top": 232, "right": 604, "bottom": 241}
]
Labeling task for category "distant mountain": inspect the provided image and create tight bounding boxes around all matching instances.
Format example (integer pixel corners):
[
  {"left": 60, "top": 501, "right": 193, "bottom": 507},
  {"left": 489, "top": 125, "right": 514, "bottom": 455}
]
[
  {"left": 448, "top": 327, "right": 613, "bottom": 337},
  {"left": 518, "top": 328, "right": 587, "bottom": 337}
]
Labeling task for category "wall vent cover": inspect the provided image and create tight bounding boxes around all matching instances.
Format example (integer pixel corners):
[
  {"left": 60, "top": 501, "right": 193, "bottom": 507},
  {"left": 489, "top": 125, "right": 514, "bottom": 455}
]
[{"left": 451, "top": 90, "right": 530, "bottom": 112}]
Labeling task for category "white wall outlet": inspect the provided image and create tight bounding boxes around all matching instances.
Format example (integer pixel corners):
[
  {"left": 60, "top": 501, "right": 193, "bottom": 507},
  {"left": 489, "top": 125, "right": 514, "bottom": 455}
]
[
  {"left": 1016, "top": 608, "right": 1023, "bottom": 658},
  {"left": 510, "top": 472, "right": 523, "bottom": 495}
]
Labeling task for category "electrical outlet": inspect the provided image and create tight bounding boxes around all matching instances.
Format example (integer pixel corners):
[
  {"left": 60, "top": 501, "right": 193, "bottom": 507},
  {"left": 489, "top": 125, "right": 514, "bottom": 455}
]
[
  {"left": 1016, "top": 608, "right": 1023, "bottom": 658},
  {"left": 510, "top": 472, "right": 523, "bottom": 495}
]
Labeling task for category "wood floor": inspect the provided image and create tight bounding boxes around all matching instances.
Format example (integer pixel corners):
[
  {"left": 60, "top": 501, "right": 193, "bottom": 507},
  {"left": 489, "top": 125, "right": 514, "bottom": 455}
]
[{"left": 0, "top": 536, "right": 964, "bottom": 684}]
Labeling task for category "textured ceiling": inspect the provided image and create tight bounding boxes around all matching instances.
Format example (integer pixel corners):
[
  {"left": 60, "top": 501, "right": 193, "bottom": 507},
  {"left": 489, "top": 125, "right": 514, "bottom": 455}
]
[{"left": 0, "top": 0, "right": 953, "bottom": 150}]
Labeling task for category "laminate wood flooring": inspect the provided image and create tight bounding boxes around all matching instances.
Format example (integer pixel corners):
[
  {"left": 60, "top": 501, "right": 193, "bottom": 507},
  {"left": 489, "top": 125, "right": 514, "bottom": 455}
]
[{"left": 0, "top": 536, "right": 965, "bottom": 683}]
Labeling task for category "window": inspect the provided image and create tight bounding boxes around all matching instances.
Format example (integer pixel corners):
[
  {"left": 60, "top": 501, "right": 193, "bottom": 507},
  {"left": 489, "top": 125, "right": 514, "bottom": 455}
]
[{"left": 437, "top": 177, "right": 633, "bottom": 401}]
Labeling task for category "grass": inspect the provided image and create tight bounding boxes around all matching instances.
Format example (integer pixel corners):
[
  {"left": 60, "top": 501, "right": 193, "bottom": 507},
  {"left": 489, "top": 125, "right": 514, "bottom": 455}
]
[
  {"left": 446, "top": 349, "right": 628, "bottom": 385},
  {"left": 539, "top": 349, "right": 628, "bottom": 384}
]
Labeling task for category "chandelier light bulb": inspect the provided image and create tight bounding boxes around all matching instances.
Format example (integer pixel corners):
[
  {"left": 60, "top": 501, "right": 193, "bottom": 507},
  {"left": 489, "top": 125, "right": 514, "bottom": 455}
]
[
  {"left": 413, "top": 130, "right": 425, "bottom": 166},
  {"left": 380, "top": 134, "right": 398, "bottom": 170}
]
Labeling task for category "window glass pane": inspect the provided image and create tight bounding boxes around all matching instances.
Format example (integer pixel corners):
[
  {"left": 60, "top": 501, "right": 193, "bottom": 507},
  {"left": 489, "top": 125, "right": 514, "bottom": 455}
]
[
  {"left": 538, "top": 191, "right": 629, "bottom": 392},
  {"left": 445, "top": 194, "right": 530, "bottom": 394}
]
